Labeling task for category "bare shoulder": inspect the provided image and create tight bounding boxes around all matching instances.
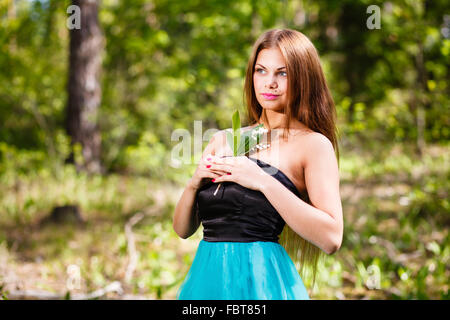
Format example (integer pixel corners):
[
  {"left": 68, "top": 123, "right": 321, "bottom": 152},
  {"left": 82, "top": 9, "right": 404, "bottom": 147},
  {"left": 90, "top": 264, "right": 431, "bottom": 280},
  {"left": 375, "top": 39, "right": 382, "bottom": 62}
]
[
  {"left": 305, "top": 131, "right": 333, "bottom": 147},
  {"left": 211, "top": 129, "right": 226, "bottom": 145},
  {"left": 209, "top": 129, "right": 228, "bottom": 155},
  {"left": 303, "top": 132, "right": 336, "bottom": 164}
]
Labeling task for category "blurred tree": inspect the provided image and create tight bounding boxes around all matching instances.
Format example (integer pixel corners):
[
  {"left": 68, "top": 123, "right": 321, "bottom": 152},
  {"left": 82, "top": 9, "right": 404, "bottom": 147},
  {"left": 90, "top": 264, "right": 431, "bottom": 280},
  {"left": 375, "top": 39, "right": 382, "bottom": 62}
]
[{"left": 66, "top": 0, "right": 104, "bottom": 174}]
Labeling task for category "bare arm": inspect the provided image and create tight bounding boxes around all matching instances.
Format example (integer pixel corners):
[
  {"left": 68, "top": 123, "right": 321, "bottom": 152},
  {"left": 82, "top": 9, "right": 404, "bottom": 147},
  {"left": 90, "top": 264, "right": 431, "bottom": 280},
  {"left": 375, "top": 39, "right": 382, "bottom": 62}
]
[
  {"left": 259, "top": 133, "right": 343, "bottom": 254},
  {"left": 172, "top": 178, "right": 202, "bottom": 239},
  {"left": 172, "top": 130, "right": 225, "bottom": 239}
]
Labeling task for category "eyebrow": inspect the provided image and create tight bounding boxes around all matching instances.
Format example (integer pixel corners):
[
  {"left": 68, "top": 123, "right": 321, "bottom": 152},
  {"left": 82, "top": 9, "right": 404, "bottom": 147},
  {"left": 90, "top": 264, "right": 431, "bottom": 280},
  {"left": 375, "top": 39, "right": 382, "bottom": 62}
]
[{"left": 255, "top": 63, "right": 286, "bottom": 70}]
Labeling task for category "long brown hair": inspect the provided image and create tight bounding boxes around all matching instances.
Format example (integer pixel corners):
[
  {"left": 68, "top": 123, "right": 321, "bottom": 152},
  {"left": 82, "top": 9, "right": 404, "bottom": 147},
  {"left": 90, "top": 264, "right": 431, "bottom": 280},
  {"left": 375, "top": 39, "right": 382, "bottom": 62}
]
[{"left": 243, "top": 28, "right": 340, "bottom": 293}]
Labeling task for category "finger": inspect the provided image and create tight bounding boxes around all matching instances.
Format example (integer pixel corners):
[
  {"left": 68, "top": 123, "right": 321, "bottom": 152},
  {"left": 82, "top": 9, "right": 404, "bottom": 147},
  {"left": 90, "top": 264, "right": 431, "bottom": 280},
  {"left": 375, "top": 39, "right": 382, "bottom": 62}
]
[
  {"left": 200, "top": 154, "right": 215, "bottom": 165},
  {"left": 207, "top": 154, "right": 223, "bottom": 161},
  {"left": 204, "top": 154, "right": 215, "bottom": 162},
  {"left": 209, "top": 168, "right": 229, "bottom": 175},
  {"left": 208, "top": 163, "right": 234, "bottom": 173},
  {"left": 202, "top": 171, "right": 221, "bottom": 179},
  {"left": 204, "top": 162, "right": 230, "bottom": 175},
  {"left": 218, "top": 156, "right": 242, "bottom": 165},
  {"left": 201, "top": 165, "right": 221, "bottom": 173},
  {"left": 212, "top": 174, "right": 232, "bottom": 183}
]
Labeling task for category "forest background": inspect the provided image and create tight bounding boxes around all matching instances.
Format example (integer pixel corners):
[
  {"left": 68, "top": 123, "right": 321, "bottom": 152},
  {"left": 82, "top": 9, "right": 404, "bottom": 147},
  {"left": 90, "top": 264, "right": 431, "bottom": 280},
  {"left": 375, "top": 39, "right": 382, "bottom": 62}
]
[{"left": 0, "top": 0, "right": 448, "bottom": 300}]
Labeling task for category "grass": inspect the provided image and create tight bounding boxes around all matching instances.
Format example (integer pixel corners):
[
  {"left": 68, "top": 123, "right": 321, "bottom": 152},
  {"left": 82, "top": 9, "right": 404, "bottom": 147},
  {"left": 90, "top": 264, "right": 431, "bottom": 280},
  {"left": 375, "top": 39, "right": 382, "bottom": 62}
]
[{"left": 0, "top": 141, "right": 448, "bottom": 299}]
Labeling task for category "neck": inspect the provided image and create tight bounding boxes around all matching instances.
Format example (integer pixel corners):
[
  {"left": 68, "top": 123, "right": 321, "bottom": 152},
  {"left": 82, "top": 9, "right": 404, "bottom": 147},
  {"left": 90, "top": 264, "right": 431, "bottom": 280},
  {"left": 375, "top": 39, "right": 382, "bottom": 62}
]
[{"left": 258, "top": 109, "right": 287, "bottom": 130}]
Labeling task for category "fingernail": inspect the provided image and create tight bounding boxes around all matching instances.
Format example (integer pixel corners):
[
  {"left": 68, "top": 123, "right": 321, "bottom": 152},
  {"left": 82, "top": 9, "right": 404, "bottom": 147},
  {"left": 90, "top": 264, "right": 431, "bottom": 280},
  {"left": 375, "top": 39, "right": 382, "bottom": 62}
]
[
  {"left": 207, "top": 157, "right": 211, "bottom": 161},
  {"left": 227, "top": 172, "right": 231, "bottom": 175},
  {"left": 212, "top": 178, "right": 215, "bottom": 182},
  {"left": 206, "top": 165, "right": 211, "bottom": 168}
]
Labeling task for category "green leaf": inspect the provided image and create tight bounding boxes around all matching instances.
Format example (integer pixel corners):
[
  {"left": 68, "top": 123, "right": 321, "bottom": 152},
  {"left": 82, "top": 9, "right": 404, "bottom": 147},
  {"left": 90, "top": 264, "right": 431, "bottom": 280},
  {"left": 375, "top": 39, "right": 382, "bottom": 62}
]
[
  {"left": 236, "top": 131, "right": 256, "bottom": 155},
  {"left": 226, "top": 129, "right": 234, "bottom": 154},
  {"left": 231, "top": 110, "right": 241, "bottom": 156},
  {"left": 226, "top": 115, "right": 266, "bottom": 156}
]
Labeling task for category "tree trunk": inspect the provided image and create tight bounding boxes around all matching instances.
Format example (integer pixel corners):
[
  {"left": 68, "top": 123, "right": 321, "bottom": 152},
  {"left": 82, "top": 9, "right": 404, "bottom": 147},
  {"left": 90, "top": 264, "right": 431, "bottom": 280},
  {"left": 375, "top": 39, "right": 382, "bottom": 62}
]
[{"left": 66, "top": 0, "right": 104, "bottom": 174}]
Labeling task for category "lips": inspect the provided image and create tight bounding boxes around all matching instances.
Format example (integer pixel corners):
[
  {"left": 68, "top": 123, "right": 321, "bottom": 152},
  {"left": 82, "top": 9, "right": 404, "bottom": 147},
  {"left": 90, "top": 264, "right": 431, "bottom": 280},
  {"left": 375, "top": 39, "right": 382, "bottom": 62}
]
[{"left": 261, "top": 93, "right": 279, "bottom": 100}]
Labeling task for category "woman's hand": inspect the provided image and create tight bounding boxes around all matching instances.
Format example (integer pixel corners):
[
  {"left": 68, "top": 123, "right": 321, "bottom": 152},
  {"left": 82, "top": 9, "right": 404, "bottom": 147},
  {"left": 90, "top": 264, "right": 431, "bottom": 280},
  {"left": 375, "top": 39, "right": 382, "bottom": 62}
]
[
  {"left": 189, "top": 154, "right": 230, "bottom": 190},
  {"left": 208, "top": 156, "right": 269, "bottom": 192}
]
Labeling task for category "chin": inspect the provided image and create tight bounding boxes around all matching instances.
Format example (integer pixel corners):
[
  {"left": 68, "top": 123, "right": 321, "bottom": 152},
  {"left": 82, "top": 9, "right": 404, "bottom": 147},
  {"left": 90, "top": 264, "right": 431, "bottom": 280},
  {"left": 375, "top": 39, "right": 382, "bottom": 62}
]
[{"left": 260, "top": 103, "right": 284, "bottom": 111}]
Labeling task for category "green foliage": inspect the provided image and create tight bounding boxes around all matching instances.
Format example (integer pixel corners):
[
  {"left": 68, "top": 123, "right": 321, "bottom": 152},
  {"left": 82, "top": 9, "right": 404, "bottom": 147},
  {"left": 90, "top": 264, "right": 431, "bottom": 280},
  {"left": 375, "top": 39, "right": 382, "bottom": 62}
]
[
  {"left": 225, "top": 110, "right": 264, "bottom": 156},
  {"left": 1, "top": 0, "right": 448, "bottom": 173}
]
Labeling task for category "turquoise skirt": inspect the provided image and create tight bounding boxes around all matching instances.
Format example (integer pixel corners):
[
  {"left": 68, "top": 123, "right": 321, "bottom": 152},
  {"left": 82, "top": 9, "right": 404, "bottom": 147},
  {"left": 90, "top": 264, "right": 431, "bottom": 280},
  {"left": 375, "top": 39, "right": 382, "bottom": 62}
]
[{"left": 176, "top": 239, "right": 310, "bottom": 300}]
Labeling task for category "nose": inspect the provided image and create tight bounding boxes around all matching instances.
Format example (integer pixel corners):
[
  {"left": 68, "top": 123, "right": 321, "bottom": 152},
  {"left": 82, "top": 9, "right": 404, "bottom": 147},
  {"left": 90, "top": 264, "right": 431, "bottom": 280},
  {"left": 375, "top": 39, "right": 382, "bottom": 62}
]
[{"left": 266, "top": 75, "right": 278, "bottom": 89}]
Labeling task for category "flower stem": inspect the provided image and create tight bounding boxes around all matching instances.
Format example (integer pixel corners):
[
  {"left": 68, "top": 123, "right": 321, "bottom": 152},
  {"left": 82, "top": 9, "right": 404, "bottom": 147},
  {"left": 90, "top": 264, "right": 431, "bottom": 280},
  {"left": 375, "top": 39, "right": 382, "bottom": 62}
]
[{"left": 213, "top": 182, "right": 221, "bottom": 196}]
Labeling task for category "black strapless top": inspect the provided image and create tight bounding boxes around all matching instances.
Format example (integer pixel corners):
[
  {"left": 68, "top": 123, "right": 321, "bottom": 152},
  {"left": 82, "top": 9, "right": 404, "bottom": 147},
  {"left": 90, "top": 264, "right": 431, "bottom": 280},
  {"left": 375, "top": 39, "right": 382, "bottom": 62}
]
[{"left": 195, "top": 157, "right": 309, "bottom": 243}]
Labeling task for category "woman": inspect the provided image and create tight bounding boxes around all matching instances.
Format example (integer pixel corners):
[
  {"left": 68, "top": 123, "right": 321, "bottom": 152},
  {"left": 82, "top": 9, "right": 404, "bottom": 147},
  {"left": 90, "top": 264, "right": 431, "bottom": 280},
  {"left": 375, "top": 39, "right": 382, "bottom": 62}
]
[{"left": 173, "top": 28, "right": 343, "bottom": 300}]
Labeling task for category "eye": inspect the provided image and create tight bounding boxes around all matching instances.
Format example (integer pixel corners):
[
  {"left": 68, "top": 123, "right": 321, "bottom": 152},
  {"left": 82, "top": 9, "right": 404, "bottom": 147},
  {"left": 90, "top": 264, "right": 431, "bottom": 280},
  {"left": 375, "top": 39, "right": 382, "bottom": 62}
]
[{"left": 255, "top": 68, "right": 287, "bottom": 76}]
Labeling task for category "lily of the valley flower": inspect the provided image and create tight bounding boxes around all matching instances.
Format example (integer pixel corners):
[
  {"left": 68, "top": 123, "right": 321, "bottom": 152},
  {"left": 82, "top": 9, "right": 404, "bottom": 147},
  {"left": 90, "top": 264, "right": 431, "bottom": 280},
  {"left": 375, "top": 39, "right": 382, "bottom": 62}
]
[{"left": 251, "top": 127, "right": 268, "bottom": 139}]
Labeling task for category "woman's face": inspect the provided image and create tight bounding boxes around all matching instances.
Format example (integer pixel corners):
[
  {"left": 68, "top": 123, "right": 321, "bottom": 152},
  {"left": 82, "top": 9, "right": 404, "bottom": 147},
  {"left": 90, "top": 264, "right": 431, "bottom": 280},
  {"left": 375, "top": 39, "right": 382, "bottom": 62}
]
[{"left": 253, "top": 48, "right": 288, "bottom": 112}]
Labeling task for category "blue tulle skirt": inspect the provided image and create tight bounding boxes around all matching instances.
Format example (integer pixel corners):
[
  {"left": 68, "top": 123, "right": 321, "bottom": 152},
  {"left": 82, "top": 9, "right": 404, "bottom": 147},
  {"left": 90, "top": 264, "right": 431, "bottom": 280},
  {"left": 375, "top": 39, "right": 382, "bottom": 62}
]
[{"left": 176, "top": 240, "right": 310, "bottom": 300}]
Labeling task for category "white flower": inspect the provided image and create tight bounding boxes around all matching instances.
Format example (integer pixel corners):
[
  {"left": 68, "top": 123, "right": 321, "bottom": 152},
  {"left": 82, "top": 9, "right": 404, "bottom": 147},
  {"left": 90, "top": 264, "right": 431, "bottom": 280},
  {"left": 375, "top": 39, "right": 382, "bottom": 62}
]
[
  {"left": 251, "top": 126, "right": 268, "bottom": 139},
  {"left": 253, "top": 142, "right": 270, "bottom": 150},
  {"left": 257, "top": 127, "right": 268, "bottom": 135}
]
